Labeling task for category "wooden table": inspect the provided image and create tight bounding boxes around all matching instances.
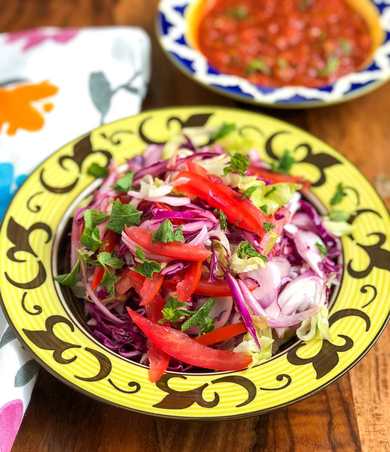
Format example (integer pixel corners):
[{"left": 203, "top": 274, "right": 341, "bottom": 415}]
[{"left": 3, "top": 1, "right": 389, "bottom": 451}]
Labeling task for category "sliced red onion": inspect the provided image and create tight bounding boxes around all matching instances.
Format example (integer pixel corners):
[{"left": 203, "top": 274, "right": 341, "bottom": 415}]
[
  {"left": 278, "top": 273, "right": 326, "bottom": 316},
  {"left": 134, "top": 161, "right": 168, "bottom": 181},
  {"left": 209, "top": 243, "right": 218, "bottom": 282},
  {"left": 188, "top": 225, "right": 209, "bottom": 246},
  {"left": 238, "top": 280, "right": 267, "bottom": 317},
  {"left": 225, "top": 272, "right": 260, "bottom": 348},
  {"left": 267, "top": 305, "right": 320, "bottom": 328},
  {"left": 181, "top": 220, "right": 215, "bottom": 233},
  {"left": 144, "top": 144, "right": 164, "bottom": 166},
  {"left": 70, "top": 207, "right": 86, "bottom": 267},
  {"left": 161, "top": 262, "right": 188, "bottom": 276},
  {"left": 291, "top": 229, "right": 324, "bottom": 278},
  {"left": 247, "top": 257, "right": 291, "bottom": 308}
]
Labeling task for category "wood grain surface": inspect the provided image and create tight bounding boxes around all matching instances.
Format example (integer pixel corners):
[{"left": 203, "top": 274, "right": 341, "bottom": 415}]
[{"left": 2, "top": 1, "right": 389, "bottom": 451}]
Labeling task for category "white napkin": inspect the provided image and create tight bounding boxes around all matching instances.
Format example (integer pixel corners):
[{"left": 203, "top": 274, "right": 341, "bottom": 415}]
[{"left": 0, "top": 26, "right": 150, "bottom": 451}]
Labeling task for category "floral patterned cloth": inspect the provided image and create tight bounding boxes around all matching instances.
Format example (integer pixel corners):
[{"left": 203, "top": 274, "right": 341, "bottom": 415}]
[{"left": 0, "top": 27, "right": 150, "bottom": 451}]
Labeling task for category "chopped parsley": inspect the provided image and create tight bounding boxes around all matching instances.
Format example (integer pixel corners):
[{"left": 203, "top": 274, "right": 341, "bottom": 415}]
[
  {"left": 263, "top": 222, "right": 274, "bottom": 233},
  {"left": 272, "top": 149, "right": 295, "bottom": 174},
  {"left": 115, "top": 172, "right": 134, "bottom": 192},
  {"left": 264, "top": 186, "right": 277, "bottom": 198},
  {"left": 227, "top": 5, "right": 248, "bottom": 20},
  {"left": 340, "top": 39, "right": 352, "bottom": 56},
  {"left": 217, "top": 210, "right": 228, "bottom": 230},
  {"left": 101, "top": 270, "right": 117, "bottom": 296},
  {"left": 224, "top": 152, "right": 249, "bottom": 176},
  {"left": 181, "top": 298, "right": 215, "bottom": 334},
  {"left": 237, "top": 241, "right": 267, "bottom": 262},
  {"left": 246, "top": 58, "right": 271, "bottom": 76},
  {"left": 330, "top": 182, "right": 347, "bottom": 206},
  {"left": 161, "top": 296, "right": 192, "bottom": 323},
  {"left": 81, "top": 209, "right": 108, "bottom": 251},
  {"left": 260, "top": 204, "right": 268, "bottom": 214},
  {"left": 152, "top": 220, "right": 184, "bottom": 243},
  {"left": 87, "top": 162, "right": 108, "bottom": 178},
  {"left": 316, "top": 242, "right": 328, "bottom": 257},
  {"left": 134, "top": 246, "right": 161, "bottom": 278},
  {"left": 97, "top": 251, "right": 124, "bottom": 269},
  {"left": 243, "top": 185, "right": 259, "bottom": 198},
  {"left": 107, "top": 200, "right": 141, "bottom": 234},
  {"left": 55, "top": 260, "right": 80, "bottom": 287},
  {"left": 318, "top": 56, "right": 339, "bottom": 77},
  {"left": 210, "top": 122, "right": 236, "bottom": 142}
]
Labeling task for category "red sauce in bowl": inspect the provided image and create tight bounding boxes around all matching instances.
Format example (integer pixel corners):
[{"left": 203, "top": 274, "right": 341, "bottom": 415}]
[{"left": 197, "top": 0, "right": 373, "bottom": 87}]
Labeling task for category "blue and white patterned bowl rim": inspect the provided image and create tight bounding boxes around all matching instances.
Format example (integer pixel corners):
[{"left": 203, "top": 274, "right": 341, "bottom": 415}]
[{"left": 157, "top": 0, "right": 390, "bottom": 106}]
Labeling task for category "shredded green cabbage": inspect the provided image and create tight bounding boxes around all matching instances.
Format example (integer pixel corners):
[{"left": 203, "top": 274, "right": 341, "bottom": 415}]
[
  {"left": 296, "top": 306, "right": 330, "bottom": 342},
  {"left": 323, "top": 218, "right": 353, "bottom": 237},
  {"left": 234, "top": 326, "right": 274, "bottom": 365}
]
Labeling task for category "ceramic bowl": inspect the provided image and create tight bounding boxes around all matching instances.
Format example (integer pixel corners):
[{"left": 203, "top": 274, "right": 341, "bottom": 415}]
[{"left": 157, "top": 0, "right": 390, "bottom": 108}]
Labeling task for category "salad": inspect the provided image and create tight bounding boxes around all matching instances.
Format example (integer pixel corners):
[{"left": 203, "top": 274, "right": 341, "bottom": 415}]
[{"left": 56, "top": 124, "right": 351, "bottom": 382}]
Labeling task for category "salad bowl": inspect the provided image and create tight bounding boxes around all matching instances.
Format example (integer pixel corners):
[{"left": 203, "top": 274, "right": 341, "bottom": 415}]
[
  {"left": 157, "top": 0, "right": 390, "bottom": 108},
  {"left": 0, "top": 106, "right": 389, "bottom": 419}
]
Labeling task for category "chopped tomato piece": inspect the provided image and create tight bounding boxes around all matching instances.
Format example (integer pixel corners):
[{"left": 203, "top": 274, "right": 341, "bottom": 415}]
[
  {"left": 91, "top": 230, "right": 119, "bottom": 290},
  {"left": 176, "top": 261, "right": 203, "bottom": 302},
  {"left": 124, "top": 227, "right": 211, "bottom": 261},
  {"left": 140, "top": 273, "right": 164, "bottom": 306},
  {"left": 249, "top": 166, "right": 310, "bottom": 190},
  {"left": 116, "top": 268, "right": 145, "bottom": 295},
  {"left": 127, "top": 309, "right": 252, "bottom": 371},
  {"left": 195, "top": 323, "right": 247, "bottom": 346},
  {"left": 174, "top": 170, "right": 268, "bottom": 236},
  {"left": 194, "top": 279, "right": 231, "bottom": 297}
]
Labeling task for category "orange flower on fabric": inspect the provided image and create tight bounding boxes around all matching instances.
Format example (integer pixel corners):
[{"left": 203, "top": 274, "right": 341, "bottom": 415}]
[{"left": 0, "top": 81, "right": 58, "bottom": 136}]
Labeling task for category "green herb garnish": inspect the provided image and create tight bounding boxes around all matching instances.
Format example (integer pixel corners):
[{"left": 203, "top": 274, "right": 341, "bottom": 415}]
[
  {"left": 330, "top": 182, "right": 347, "bottom": 206},
  {"left": 243, "top": 185, "right": 259, "bottom": 198},
  {"left": 264, "top": 186, "right": 277, "bottom": 198},
  {"left": 224, "top": 152, "right": 249, "bottom": 176},
  {"left": 87, "top": 163, "right": 108, "bottom": 178},
  {"left": 55, "top": 260, "right": 80, "bottom": 287},
  {"left": 340, "top": 39, "right": 352, "bottom": 56},
  {"left": 260, "top": 204, "right": 268, "bottom": 214},
  {"left": 210, "top": 122, "right": 236, "bottom": 142},
  {"left": 97, "top": 251, "right": 124, "bottom": 269},
  {"left": 115, "top": 172, "right": 134, "bottom": 192},
  {"left": 316, "top": 242, "right": 328, "bottom": 257},
  {"left": 101, "top": 270, "right": 117, "bottom": 295},
  {"left": 152, "top": 220, "right": 184, "bottom": 243},
  {"left": 218, "top": 210, "right": 228, "bottom": 230},
  {"left": 134, "top": 246, "right": 161, "bottom": 278},
  {"left": 227, "top": 5, "right": 248, "bottom": 20},
  {"left": 237, "top": 241, "right": 267, "bottom": 262},
  {"left": 271, "top": 150, "right": 295, "bottom": 174},
  {"left": 181, "top": 298, "right": 215, "bottom": 334},
  {"left": 263, "top": 222, "right": 274, "bottom": 233},
  {"left": 81, "top": 209, "right": 108, "bottom": 251},
  {"left": 107, "top": 200, "right": 141, "bottom": 234},
  {"left": 318, "top": 56, "right": 339, "bottom": 77},
  {"left": 246, "top": 58, "right": 271, "bottom": 76},
  {"left": 161, "top": 296, "right": 192, "bottom": 323}
]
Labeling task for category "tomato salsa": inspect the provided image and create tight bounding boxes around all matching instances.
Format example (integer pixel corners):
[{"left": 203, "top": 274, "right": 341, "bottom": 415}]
[{"left": 196, "top": 0, "right": 373, "bottom": 87}]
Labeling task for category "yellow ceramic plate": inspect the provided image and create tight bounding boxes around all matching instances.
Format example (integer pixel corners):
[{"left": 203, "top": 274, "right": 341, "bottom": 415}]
[{"left": 1, "top": 107, "right": 389, "bottom": 419}]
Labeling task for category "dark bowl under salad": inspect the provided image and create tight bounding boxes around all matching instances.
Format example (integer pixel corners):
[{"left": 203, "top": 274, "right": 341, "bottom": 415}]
[{"left": 56, "top": 124, "right": 350, "bottom": 382}]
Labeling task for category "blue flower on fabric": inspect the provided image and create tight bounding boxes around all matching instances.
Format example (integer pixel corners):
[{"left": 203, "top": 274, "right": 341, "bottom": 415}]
[{"left": 0, "top": 163, "right": 27, "bottom": 220}]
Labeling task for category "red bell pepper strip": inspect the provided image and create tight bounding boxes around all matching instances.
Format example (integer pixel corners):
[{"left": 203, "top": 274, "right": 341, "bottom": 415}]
[
  {"left": 194, "top": 279, "right": 232, "bottom": 297},
  {"left": 174, "top": 170, "right": 268, "bottom": 236},
  {"left": 124, "top": 227, "right": 211, "bottom": 261},
  {"left": 176, "top": 260, "right": 203, "bottom": 302},
  {"left": 195, "top": 322, "right": 247, "bottom": 346},
  {"left": 127, "top": 309, "right": 252, "bottom": 371},
  {"left": 144, "top": 294, "right": 170, "bottom": 382},
  {"left": 116, "top": 268, "right": 145, "bottom": 295},
  {"left": 248, "top": 166, "right": 310, "bottom": 189},
  {"left": 91, "top": 229, "right": 119, "bottom": 290},
  {"left": 140, "top": 273, "right": 164, "bottom": 306}
]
